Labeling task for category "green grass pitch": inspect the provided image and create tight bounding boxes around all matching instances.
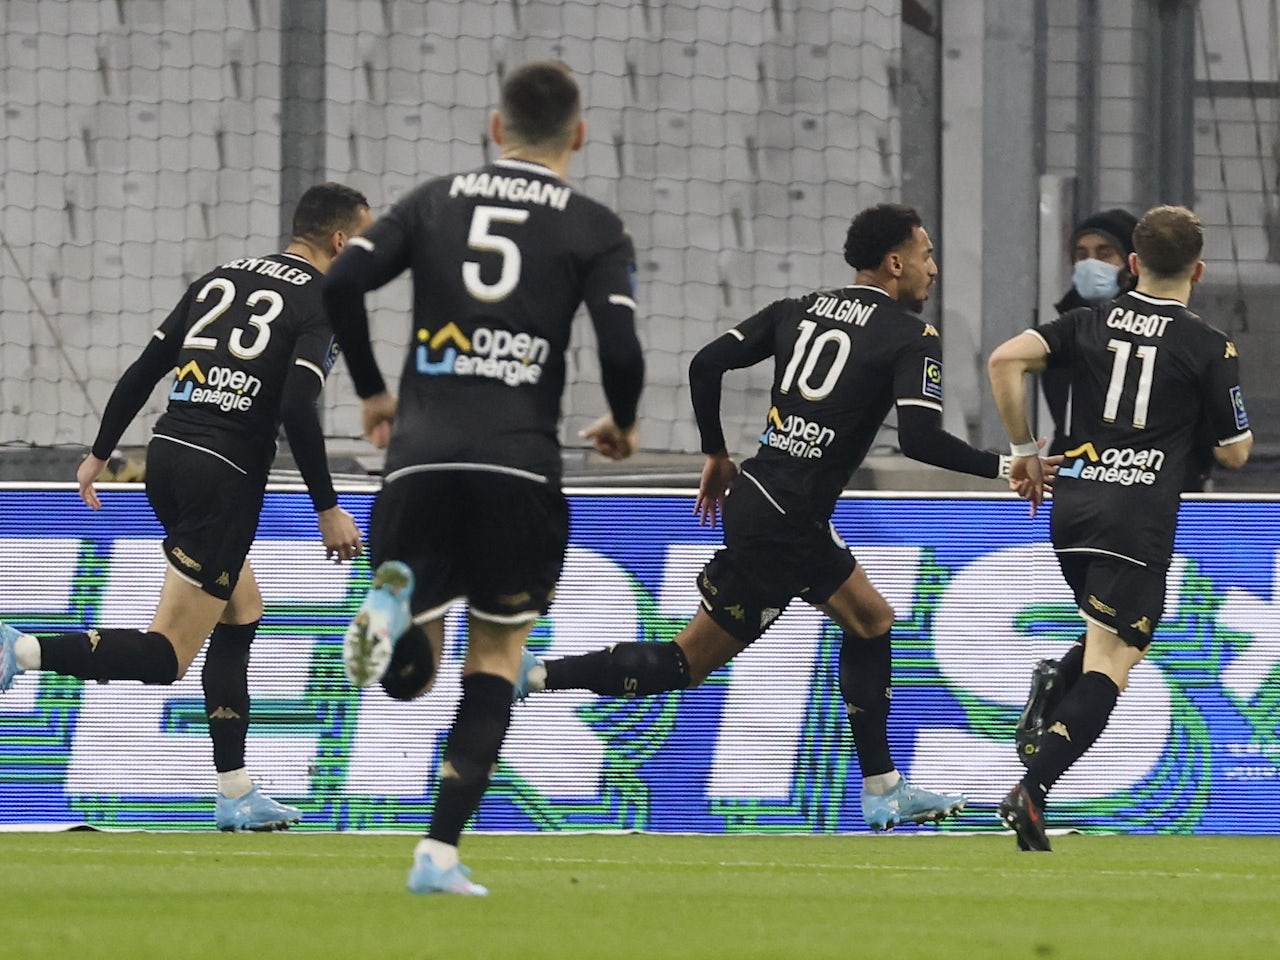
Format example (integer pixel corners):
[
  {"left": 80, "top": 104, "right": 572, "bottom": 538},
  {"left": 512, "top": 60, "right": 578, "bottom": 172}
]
[{"left": 2, "top": 832, "right": 1278, "bottom": 960}]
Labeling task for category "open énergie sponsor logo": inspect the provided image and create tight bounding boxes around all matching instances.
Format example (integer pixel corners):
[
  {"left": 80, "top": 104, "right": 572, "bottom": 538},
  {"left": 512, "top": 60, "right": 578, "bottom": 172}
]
[
  {"left": 1059, "top": 441, "right": 1165, "bottom": 486},
  {"left": 415, "top": 322, "right": 549, "bottom": 386},
  {"left": 168, "top": 360, "right": 260, "bottom": 412},
  {"left": 760, "top": 405, "right": 837, "bottom": 459}
]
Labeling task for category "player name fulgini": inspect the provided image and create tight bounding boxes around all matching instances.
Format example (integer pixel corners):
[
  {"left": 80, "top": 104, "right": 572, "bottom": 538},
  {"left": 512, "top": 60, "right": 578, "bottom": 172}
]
[
  {"left": 448, "top": 172, "right": 572, "bottom": 210},
  {"left": 807, "top": 295, "right": 879, "bottom": 325},
  {"left": 219, "top": 257, "right": 313, "bottom": 285}
]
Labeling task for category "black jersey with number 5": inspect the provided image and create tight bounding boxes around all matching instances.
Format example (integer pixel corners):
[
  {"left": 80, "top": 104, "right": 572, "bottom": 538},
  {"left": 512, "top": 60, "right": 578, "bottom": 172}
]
[
  {"left": 699, "top": 284, "right": 947, "bottom": 520},
  {"left": 151, "top": 252, "right": 338, "bottom": 475},
  {"left": 1033, "top": 290, "right": 1251, "bottom": 565},
  {"left": 345, "top": 158, "right": 638, "bottom": 483}
]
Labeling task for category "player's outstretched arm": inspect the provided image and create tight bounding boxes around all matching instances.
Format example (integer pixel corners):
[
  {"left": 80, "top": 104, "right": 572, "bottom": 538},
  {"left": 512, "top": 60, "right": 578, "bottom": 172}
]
[
  {"left": 359, "top": 391, "right": 397, "bottom": 449},
  {"left": 76, "top": 454, "right": 108, "bottom": 510},
  {"left": 579, "top": 413, "right": 638, "bottom": 461},
  {"left": 988, "top": 330, "right": 1053, "bottom": 511},
  {"left": 317, "top": 505, "right": 363, "bottom": 563},
  {"left": 79, "top": 321, "right": 185, "bottom": 509},
  {"left": 694, "top": 452, "right": 738, "bottom": 528}
]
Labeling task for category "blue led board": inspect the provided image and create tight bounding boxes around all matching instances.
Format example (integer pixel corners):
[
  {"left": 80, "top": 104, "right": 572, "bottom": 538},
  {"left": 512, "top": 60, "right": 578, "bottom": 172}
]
[{"left": 1, "top": 486, "right": 1276, "bottom": 833}]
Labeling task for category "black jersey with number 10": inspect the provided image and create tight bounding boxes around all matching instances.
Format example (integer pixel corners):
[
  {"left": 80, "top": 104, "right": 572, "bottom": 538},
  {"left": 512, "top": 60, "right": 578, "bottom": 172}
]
[
  {"left": 715, "top": 284, "right": 946, "bottom": 520},
  {"left": 151, "top": 252, "right": 337, "bottom": 476},
  {"left": 1034, "top": 290, "right": 1251, "bottom": 565},
  {"left": 353, "top": 158, "right": 637, "bottom": 483}
]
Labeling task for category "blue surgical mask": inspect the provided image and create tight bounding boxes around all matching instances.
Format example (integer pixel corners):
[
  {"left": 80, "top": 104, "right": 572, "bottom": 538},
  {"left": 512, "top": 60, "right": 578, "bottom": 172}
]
[{"left": 1072, "top": 258, "right": 1121, "bottom": 301}]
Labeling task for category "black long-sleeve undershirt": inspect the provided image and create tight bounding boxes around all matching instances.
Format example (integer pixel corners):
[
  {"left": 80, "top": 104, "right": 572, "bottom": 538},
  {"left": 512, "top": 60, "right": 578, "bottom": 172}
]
[
  {"left": 278, "top": 365, "right": 338, "bottom": 512},
  {"left": 322, "top": 247, "right": 392, "bottom": 399},
  {"left": 896, "top": 404, "right": 1001, "bottom": 478},
  {"left": 90, "top": 333, "right": 181, "bottom": 460}
]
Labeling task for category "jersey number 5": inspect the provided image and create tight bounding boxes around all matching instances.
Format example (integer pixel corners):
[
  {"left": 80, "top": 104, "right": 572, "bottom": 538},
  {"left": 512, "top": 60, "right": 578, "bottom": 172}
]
[
  {"left": 185, "top": 277, "right": 284, "bottom": 361},
  {"left": 781, "top": 318, "right": 852, "bottom": 401},
  {"left": 1103, "top": 338, "right": 1157, "bottom": 428},
  {"left": 463, "top": 205, "right": 530, "bottom": 302}
]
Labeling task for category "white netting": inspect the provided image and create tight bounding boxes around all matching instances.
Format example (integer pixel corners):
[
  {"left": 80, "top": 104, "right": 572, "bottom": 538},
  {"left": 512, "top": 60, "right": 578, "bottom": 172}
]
[
  {"left": 1194, "top": 2, "right": 1280, "bottom": 274},
  {"left": 0, "top": 0, "right": 901, "bottom": 457},
  {"left": 323, "top": 0, "right": 902, "bottom": 455},
  {"left": 1, "top": 0, "right": 284, "bottom": 450}
]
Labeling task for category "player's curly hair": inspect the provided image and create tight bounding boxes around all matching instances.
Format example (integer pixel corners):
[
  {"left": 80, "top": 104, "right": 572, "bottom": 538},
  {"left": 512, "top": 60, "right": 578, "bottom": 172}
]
[
  {"left": 291, "top": 182, "right": 369, "bottom": 245},
  {"left": 843, "top": 203, "right": 922, "bottom": 271},
  {"left": 500, "top": 61, "right": 580, "bottom": 149},
  {"left": 1133, "top": 205, "right": 1203, "bottom": 279}
]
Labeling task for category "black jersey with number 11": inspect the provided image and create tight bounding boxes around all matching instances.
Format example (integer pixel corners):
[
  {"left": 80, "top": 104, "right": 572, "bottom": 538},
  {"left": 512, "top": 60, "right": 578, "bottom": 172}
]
[{"left": 1033, "top": 290, "right": 1251, "bottom": 565}]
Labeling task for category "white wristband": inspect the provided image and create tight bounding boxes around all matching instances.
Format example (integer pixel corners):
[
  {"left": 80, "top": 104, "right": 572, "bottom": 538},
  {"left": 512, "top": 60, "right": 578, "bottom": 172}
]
[
  {"left": 1009, "top": 440, "right": 1039, "bottom": 458},
  {"left": 997, "top": 454, "right": 1012, "bottom": 479}
]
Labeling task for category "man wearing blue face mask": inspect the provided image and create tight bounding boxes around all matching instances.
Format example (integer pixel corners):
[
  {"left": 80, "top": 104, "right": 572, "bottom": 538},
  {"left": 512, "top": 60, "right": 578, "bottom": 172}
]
[
  {"left": 1041, "top": 208, "right": 1138, "bottom": 456},
  {"left": 1019, "top": 206, "right": 1219, "bottom": 774}
]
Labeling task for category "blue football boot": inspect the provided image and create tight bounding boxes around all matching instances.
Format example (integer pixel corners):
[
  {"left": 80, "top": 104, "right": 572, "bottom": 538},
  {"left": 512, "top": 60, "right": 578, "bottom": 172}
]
[
  {"left": 407, "top": 849, "right": 489, "bottom": 896},
  {"left": 511, "top": 647, "right": 545, "bottom": 702},
  {"left": 862, "top": 778, "right": 967, "bottom": 832},
  {"left": 216, "top": 788, "right": 303, "bottom": 832},
  {"left": 343, "top": 561, "right": 414, "bottom": 687},
  {"left": 0, "top": 622, "right": 25, "bottom": 692}
]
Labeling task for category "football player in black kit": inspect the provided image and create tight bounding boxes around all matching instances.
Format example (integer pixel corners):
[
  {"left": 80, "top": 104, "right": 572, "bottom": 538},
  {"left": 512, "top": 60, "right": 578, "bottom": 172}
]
[
  {"left": 515, "top": 203, "right": 1052, "bottom": 833},
  {"left": 0, "top": 183, "right": 370, "bottom": 830},
  {"left": 322, "top": 62, "right": 644, "bottom": 895},
  {"left": 989, "top": 205, "right": 1252, "bottom": 851}
]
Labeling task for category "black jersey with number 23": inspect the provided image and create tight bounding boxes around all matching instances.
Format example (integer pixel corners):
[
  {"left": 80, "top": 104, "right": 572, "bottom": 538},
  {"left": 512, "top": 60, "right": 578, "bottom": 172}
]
[{"left": 151, "top": 252, "right": 338, "bottom": 477}]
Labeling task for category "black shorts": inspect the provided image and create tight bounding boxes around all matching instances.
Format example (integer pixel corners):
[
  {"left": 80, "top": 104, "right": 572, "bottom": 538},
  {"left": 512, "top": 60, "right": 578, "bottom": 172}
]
[
  {"left": 697, "top": 473, "right": 857, "bottom": 644},
  {"left": 1056, "top": 551, "right": 1166, "bottom": 649},
  {"left": 369, "top": 467, "right": 569, "bottom": 624},
  {"left": 145, "top": 438, "right": 265, "bottom": 600}
]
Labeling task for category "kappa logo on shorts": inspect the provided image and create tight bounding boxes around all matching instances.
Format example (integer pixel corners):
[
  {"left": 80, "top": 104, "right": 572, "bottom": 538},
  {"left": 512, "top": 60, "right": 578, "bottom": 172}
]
[
  {"left": 922, "top": 359, "right": 943, "bottom": 401},
  {"left": 725, "top": 604, "right": 746, "bottom": 622},
  {"left": 1088, "top": 594, "right": 1116, "bottom": 616},
  {"left": 1130, "top": 616, "right": 1153, "bottom": 637},
  {"left": 170, "top": 546, "right": 202, "bottom": 572}
]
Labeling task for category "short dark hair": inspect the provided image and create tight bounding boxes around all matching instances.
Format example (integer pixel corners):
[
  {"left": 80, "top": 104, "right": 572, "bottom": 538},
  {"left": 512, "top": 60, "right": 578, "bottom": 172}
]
[
  {"left": 292, "top": 182, "right": 369, "bottom": 245},
  {"left": 500, "top": 61, "right": 580, "bottom": 148},
  {"left": 843, "top": 203, "right": 923, "bottom": 270},
  {"left": 1132, "top": 205, "right": 1203, "bottom": 278}
]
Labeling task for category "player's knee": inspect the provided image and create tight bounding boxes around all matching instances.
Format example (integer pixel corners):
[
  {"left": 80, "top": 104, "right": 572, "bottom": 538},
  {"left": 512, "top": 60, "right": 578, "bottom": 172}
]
[
  {"left": 171, "top": 653, "right": 197, "bottom": 682},
  {"left": 868, "top": 602, "right": 895, "bottom": 637},
  {"left": 380, "top": 625, "right": 437, "bottom": 701},
  {"left": 848, "top": 602, "right": 894, "bottom": 639}
]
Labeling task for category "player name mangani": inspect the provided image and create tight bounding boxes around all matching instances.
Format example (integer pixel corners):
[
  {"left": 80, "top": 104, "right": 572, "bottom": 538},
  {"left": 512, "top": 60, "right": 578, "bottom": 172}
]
[{"left": 448, "top": 172, "right": 572, "bottom": 210}]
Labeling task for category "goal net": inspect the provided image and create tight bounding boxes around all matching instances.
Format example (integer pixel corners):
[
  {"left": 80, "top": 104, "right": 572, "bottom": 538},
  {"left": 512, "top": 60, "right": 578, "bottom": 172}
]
[{"left": 0, "top": 0, "right": 902, "bottom": 459}]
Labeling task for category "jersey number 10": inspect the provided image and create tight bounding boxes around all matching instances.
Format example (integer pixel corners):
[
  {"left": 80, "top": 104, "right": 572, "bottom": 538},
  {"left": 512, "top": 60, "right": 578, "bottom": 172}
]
[{"left": 780, "top": 319, "right": 852, "bottom": 402}]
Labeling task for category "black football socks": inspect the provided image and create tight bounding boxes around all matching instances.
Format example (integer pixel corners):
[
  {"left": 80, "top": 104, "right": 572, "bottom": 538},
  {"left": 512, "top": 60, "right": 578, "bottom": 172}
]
[{"left": 543, "top": 641, "right": 691, "bottom": 697}]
